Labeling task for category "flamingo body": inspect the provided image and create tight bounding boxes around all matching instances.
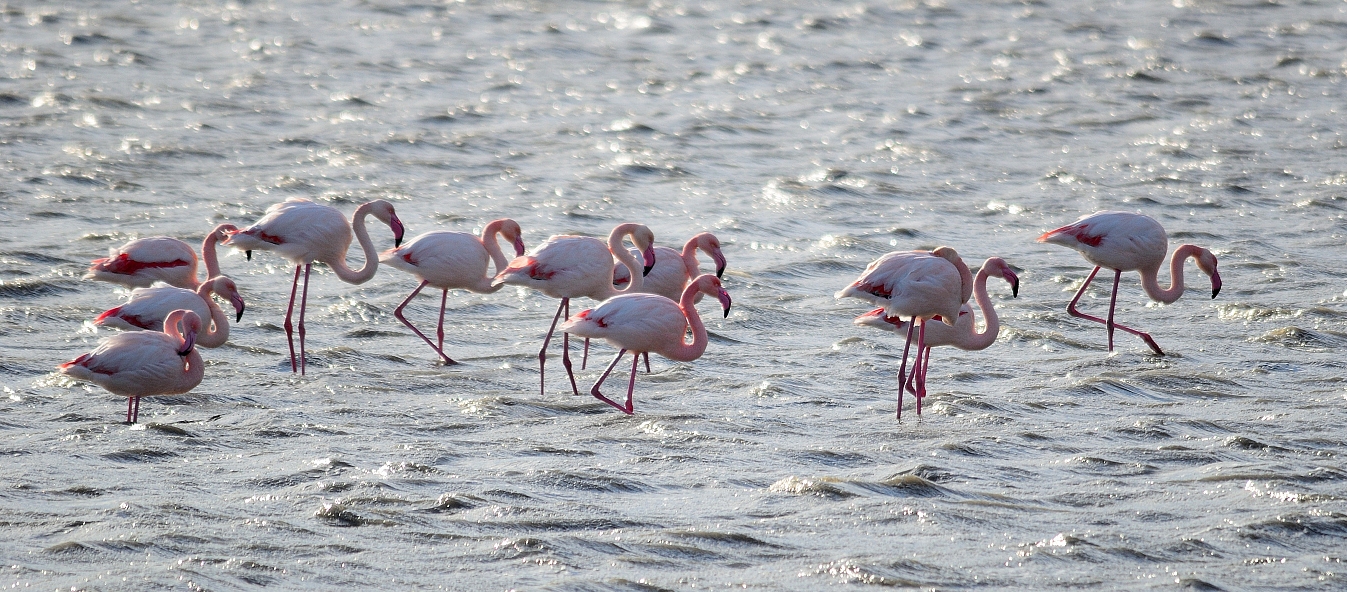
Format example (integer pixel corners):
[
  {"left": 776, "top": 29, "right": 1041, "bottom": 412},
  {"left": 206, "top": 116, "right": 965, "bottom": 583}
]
[
  {"left": 58, "top": 309, "right": 204, "bottom": 423},
  {"left": 223, "top": 198, "right": 405, "bottom": 373},
  {"left": 380, "top": 220, "right": 526, "bottom": 363},
  {"left": 94, "top": 277, "right": 245, "bottom": 348},
  {"left": 85, "top": 237, "right": 199, "bottom": 289},
  {"left": 1038, "top": 211, "right": 1221, "bottom": 354},
  {"left": 560, "top": 274, "right": 732, "bottom": 413},
  {"left": 835, "top": 250, "right": 964, "bottom": 324}
]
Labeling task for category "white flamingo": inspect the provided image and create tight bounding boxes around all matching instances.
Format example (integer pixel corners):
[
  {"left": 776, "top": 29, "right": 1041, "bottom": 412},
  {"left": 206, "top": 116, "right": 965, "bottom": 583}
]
[
  {"left": 59, "top": 309, "right": 205, "bottom": 423},
  {"left": 94, "top": 276, "right": 245, "bottom": 348}
]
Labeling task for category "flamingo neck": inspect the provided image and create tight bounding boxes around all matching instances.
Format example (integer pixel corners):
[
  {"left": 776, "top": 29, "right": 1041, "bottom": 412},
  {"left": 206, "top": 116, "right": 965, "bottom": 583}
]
[
  {"left": 200, "top": 224, "right": 232, "bottom": 283},
  {"left": 194, "top": 279, "right": 230, "bottom": 348},
  {"left": 680, "top": 238, "right": 703, "bottom": 280},
  {"left": 1139, "top": 244, "right": 1203, "bottom": 304},
  {"left": 960, "top": 267, "right": 999, "bottom": 350},
  {"left": 664, "top": 283, "right": 710, "bottom": 362},
  {"left": 476, "top": 221, "right": 511, "bottom": 293},
  {"left": 329, "top": 203, "right": 379, "bottom": 285},
  {"left": 607, "top": 228, "right": 644, "bottom": 297}
]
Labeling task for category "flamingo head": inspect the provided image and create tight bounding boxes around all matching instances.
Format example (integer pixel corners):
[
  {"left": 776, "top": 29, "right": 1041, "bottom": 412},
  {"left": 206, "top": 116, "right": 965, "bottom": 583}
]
[
  {"left": 693, "top": 274, "right": 732, "bottom": 318},
  {"left": 210, "top": 223, "right": 238, "bottom": 244},
  {"left": 1195, "top": 248, "right": 1220, "bottom": 298},
  {"left": 499, "top": 219, "right": 526, "bottom": 257},
  {"left": 631, "top": 225, "right": 657, "bottom": 276},
  {"left": 364, "top": 200, "right": 405, "bottom": 247},
  {"left": 982, "top": 257, "right": 1020, "bottom": 298},
  {"left": 166, "top": 309, "right": 202, "bottom": 356},
  {"left": 693, "top": 232, "right": 727, "bottom": 278},
  {"left": 212, "top": 277, "right": 246, "bottom": 322}
]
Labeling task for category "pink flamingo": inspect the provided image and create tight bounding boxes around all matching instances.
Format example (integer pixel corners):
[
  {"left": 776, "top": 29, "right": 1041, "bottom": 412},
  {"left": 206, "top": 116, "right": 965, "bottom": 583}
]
[
  {"left": 1037, "top": 211, "right": 1221, "bottom": 355},
  {"left": 492, "top": 223, "right": 656, "bottom": 396},
  {"left": 223, "top": 198, "right": 405, "bottom": 374},
  {"left": 85, "top": 224, "right": 237, "bottom": 289},
  {"left": 560, "top": 274, "right": 732, "bottom": 414},
  {"left": 610, "top": 231, "right": 728, "bottom": 371},
  {"left": 854, "top": 257, "right": 1018, "bottom": 396},
  {"left": 379, "top": 219, "right": 526, "bottom": 364},
  {"left": 836, "top": 247, "right": 972, "bottom": 418},
  {"left": 94, "top": 277, "right": 245, "bottom": 348},
  {"left": 58, "top": 309, "right": 204, "bottom": 423}
]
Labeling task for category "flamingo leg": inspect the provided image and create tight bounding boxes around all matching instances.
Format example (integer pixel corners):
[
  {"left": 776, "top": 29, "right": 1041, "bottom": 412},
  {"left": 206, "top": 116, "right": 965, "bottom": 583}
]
[
  {"left": 582, "top": 337, "right": 589, "bottom": 370},
  {"left": 297, "top": 263, "right": 311, "bottom": 375},
  {"left": 560, "top": 300, "right": 579, "bottom": 396},
  {"left": 916, "top": 320, "right": 928, "bottom": 415},
  {"left": 437, "top": 287, "right": 456, "bottom": 364},
  {"left": 133, "top": 396, "right": 140, "bottom": 423},
  {"left": 125, "top": 396, "right": 134, "bottom": 423},
  {"left": 590, "top": 348, "right": 636, "bottom": 414},
  {"left": 906, "top": 346, "right": 931, "bottom": 395},
  {"left": 895, "top": 319, "right": 916, "bottom": 419},
  {"left": 1067, "top": 266, "right": 1165, "bottom": 355},
  {"left": 283, "top": 265, "right": 301, "bottom": 373},
  {"left": 537, "top": 298, "right": 567, "bottom": 397},
  {"left": 1107, "top": 269, "right": 1121, "bottom": 352},
  {"left": 643, "top": 351, "right": 651, "bottom": 374},
  {"left": 394, "top": 281, "right": 456, "bottom": 364}
]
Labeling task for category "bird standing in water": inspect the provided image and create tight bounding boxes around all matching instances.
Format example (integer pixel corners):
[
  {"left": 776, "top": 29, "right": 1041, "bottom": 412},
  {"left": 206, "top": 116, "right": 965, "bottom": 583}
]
[{"left": 1038, "top": 211, "right": 1220, "bottom": 355}]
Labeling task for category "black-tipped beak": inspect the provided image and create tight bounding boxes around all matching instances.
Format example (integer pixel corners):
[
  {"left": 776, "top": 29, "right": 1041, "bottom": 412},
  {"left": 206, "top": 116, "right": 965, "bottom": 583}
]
[
  {"left": 513, "top": 236, "right": 526, "bottom": 258},
  {"left": 716, "top": 265, "right": 725, "bottom": 279},
  {"left": 1011, "top": 279, "right": 1020, "bottom": 298},
  {"left": 642, "top": 247, "right": 656, "bottom": 276},
  {"left": 712, "top": 251, "right": 727, "bottom": 279},
  {"left": 390, "top": 215, "right": 406, "bottom": 248},
  {"left": 1211, "top": 273, "right": 1222, "bottom": 299},
  {"left": 245, "top": 250, "right": 252, "bottom": 261},
  {"left": 235, "top": 305, "right": 245, "bottom": 323},
  {"left": 718, "top": 290, "right": 732, "bottom": 318}
]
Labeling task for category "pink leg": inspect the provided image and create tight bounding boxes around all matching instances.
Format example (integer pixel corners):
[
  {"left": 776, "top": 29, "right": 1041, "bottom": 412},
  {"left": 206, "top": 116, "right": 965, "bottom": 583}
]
[
  {"left": 643, "top": 351, "right": 651, "bottom": 373},
  {"left": 133, "top": 396, "right": 140, "bottom": 423},
  {"left": 297, "top": 263, "right": 311, "bottom": 375},
  {"left": 1067, "top": 266, "right": 1165, "bottom": 355},
  {"left": 537, "top": 298, "right": 573, "bottom": 397},
  {"left": 394, "top": 281, "right": 455, "bottom": 364},
  {"left": 590, "top": 349, "right": 637, "bottom": 414},
  {"left": 915, "top": 321, "right": 927, "bottom": 415},
  {"left": 125, "top": 397, "right": 134, "bottom": 423},
  {"left": 1107, "top": 268, "right": 1121, "bottom": 352},
  {"left": 895, "top": 319, "right": 915, "bottom": 419},
  {"left": 283, "top": 265, "right": 301, "bottom": 372},
  {"left": 437, "top": 288, "right": 451, "bottom": 363},
  {"left": 560, "top": 300, "right": 579, "bottom": 396},
  {"left": 905, "top": 346, "right": 930, "bottom": 395}
]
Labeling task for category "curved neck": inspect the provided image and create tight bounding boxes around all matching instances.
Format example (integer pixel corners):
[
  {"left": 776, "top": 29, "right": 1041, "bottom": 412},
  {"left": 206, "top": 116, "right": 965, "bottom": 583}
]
[
  {"left": 330, "top": 203, "right": 379, "bottom": 285},
  {"left": 961, "top": 268, "right": 999, "bottom": 350},
  {"left": 1140, "top": 245, "right": 1202, "bottom": 304},
  {"left": 163, "top": 310, "right": 189, "bottom": 346},
  {"left": 200, "top": 224, "right": 232, "bottom": 282},
  {"left": 476, "top": 221, "right": 511, "bottom": 293},
  {"left": 681, "top": 238, "right": 702, "bottom": 278},
  {"left": 194, "top": 280, "right": 230, "bottom": 348},
  {"left": 608, "top": 228, "right": 644, "bottom": 296},
  {"left": 664, "top": 283, "right": 709, "bottom": 362}
]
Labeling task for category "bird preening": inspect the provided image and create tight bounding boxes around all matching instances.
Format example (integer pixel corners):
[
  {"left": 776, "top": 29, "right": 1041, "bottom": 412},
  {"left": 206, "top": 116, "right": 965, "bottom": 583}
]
[{"left": 62, "top": 205, "right": 1223, "bottom": 424}]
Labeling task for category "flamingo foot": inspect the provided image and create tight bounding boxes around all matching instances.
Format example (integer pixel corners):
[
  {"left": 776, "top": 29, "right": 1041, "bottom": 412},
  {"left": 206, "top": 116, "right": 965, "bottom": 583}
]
[{"left": 590, "top": 349, "right": 636, "bottom": 414}]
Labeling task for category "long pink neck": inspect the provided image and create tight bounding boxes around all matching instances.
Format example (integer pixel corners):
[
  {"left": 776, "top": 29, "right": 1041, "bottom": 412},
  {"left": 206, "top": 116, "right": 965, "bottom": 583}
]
[
  {"left": 194, "top": 279, "right": 230, "bottom": 348},
  {"left": 330, "top": 202, "right": 379, "bottom": 285},
  {"left": 199, "top": 224, "right": 232, "bottom": 282},
  {"left": 475, "top": 221, "right": 511, "bottom": 293},
  {"left": 680, "top": 237, "right": 702, "bottom": 280},
  {"left": 958, "top": 267, "right": 1000, "bottom": 351},
  {"left": 605, "top": 224, "right": 644, "bottom": 297},
  {"left": 1139, "top": 244, "right": 1203, "bottom": 304},
  {"left": 664, "top": 282, "right": 710, "bottom": 362}
]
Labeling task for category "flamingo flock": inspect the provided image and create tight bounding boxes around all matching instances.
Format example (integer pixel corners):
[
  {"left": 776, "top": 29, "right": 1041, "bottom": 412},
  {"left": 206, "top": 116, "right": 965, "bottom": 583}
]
[{"left": 59, "top": 204, "right": 1220, "bottom": 422}]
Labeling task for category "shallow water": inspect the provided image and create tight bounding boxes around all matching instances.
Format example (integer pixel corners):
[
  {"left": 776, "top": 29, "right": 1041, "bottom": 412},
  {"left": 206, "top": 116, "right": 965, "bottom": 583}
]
[{"left": 3, "top": 0, "right": 1347, "bottom": 589}]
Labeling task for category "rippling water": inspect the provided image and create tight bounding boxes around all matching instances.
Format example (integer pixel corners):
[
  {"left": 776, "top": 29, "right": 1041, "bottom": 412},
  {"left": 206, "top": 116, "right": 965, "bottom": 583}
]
[{"left": 4, "top": 0, "right": 1347, "bottom": 588}]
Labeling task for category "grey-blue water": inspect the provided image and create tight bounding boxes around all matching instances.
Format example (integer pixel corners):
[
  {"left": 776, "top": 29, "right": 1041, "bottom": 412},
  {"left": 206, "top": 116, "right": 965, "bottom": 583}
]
[{"left": 3, "top": 0, "right": 1346, "bottom": 589}]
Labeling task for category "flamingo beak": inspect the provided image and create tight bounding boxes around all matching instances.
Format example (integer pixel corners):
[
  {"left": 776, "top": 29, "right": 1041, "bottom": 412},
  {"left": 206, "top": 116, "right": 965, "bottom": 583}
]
[
  {"left": 178, "top": 329, "right": 197, "bottom": 356},
  {"left": 513, "top": 235, "right": 526, "bottom": 257},
  {"left": 643, "top": 247, "right": 656, "bottom": 276},
  {"left": 718, "top": 289, "right": 732, "bottom": 318},
  {"left": 231, "top": 294, "right": 246, "bottom": 322},
  {"left": 245, "top": 250, "right": 252, "bottom": 261},
  {"left": 1211, "top": 270, "right": 1222, "bottom": 299},
  {"left": 712, "top": 250, "right": 727, "bottom": 279},
  {"left": 1006, "top": 269, "right": 1020, "bottom": 298},
  {"left": 390, "top": 215, "right": 406, "bottom": 248}
]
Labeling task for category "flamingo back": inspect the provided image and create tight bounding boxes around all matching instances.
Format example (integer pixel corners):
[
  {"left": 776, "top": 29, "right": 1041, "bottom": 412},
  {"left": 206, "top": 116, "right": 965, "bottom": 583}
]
[
  {"left": 58, "top": 331, "right": 204, "bottom": 398},
  {"left": 381, "top": 231, "right": 492, "bottom": 291},
  {"left": 227, "top": 198, "right": 351, "bottom": 265},
  {"left": 494, "top": 235, "right": 615, "bottom": 299},
  {"left": 96, "top": 286, "right": 211, "bottom": 332},
  {"left": 561, "top": 293, "right": 688, "bottom": 355},
  {"left": 85, "top": 237, "right": 199, "bottom": 289},
  {"left": 837, "top": 251, "right": 963, "bottom": 323},
  {"left": 1038, "top": 211, "right": 1167, "bottom": 272}
]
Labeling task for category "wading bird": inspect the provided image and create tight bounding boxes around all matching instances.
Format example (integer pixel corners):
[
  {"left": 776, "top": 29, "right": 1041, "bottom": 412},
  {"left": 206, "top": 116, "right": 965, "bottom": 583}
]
[
  {"left": 94, "top": 276, "right": 245, "bottom": 348},
  {"left": 85, "top": 224, "right": 237, "bottom": 289},
  {"left": 58, "top": 309, "right": 204, "bottom": 423}
]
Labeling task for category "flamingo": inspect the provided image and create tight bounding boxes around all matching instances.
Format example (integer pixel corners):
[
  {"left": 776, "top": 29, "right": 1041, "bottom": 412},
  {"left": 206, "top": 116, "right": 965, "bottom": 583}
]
[
  {"left": 1037, "top": 211, "right": 1220, "bottom": 355},
  {"left": 223, "top": 198, "right": 405, "bottom": 374},
  {"left": 560, "top": 274, "right": 732, "bottom": 414},
  {"left": 492, "top": 223, "right": 657, "bottom": 396},
  {"left": 379, "top": 219, "right": 526, "bottom": 364},
  {"left": 93, "top": 277, "right": 245, "bottom": 348},
  {"left": 836, "top": 247, "right": 972, "bottom": 418},
  {"left": 854, "top": 257, "right": 1019, "bottom": 396},
  {"left": 610, "top": 231, "right": 728, "bottom": 371},
  {"left": 58, "top": 309, "right": 204, "bottom": 423},
  {"left": 85, "top": 223, "right": 237, "bottom": 289}
]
